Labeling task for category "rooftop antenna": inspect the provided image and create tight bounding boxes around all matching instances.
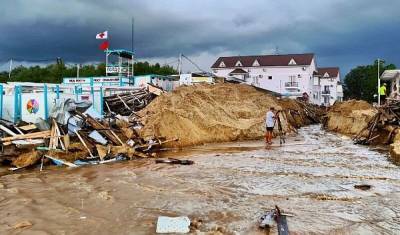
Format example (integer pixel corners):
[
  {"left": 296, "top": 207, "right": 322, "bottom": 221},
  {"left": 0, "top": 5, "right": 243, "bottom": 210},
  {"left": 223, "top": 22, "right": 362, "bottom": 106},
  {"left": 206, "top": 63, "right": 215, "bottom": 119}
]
[{"left": 275, "top": 46, "right": 280, "bottom": 55}]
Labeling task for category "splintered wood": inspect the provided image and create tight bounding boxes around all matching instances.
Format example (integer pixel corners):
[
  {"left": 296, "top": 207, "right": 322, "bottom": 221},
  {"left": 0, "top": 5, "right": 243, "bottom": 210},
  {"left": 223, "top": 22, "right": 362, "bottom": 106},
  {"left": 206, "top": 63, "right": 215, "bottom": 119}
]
[{"left": 103, "top": 88, "right": 158, "bottom": 116}]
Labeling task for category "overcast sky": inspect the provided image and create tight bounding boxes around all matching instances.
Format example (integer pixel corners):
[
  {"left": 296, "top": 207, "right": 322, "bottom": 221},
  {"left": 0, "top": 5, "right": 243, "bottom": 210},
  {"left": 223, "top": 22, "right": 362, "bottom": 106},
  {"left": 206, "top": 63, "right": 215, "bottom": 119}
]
[{"left": 1, "top": 0, "right": 399, "bottom": 74}]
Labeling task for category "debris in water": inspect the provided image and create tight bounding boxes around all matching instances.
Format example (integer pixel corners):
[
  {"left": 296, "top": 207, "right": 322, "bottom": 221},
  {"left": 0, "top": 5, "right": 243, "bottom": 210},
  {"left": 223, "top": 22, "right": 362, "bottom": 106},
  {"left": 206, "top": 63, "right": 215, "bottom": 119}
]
[
  {"left": 156, "top": 216, "right": 190, "bottom": 234},
  {"left": 354, "top": 184, "right": 372, "bottom": 190},
  {"left": 13, "top": 220, "right": 33, "bottom": 229},
  {"left": 155, "top": 158, "right": 194, "bottom": 165}
]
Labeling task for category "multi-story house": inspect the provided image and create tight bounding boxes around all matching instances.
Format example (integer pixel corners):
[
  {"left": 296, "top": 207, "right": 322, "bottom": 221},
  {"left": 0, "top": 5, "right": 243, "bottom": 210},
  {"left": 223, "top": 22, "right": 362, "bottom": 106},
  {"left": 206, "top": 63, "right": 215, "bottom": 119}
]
[
  {"left": 210, "top": 53, "right": 343, "bottom": 106},
  {"left": 312, "top": 67, "right": 343, "bottom": 106}
]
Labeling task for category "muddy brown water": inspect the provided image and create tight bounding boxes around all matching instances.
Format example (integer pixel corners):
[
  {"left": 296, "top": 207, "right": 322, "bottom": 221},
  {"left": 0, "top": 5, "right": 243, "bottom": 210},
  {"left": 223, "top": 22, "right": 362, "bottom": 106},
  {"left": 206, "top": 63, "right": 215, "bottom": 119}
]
[{"left": 0, "top": 125, "right": 399, "bottom": 234}]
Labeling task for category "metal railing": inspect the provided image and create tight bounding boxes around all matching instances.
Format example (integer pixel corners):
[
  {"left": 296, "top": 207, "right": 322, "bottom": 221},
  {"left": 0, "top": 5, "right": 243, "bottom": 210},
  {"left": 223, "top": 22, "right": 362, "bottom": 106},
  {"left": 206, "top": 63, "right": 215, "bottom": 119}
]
[{"left": 284, "top": 82, "right": 299, "bottom": 88}]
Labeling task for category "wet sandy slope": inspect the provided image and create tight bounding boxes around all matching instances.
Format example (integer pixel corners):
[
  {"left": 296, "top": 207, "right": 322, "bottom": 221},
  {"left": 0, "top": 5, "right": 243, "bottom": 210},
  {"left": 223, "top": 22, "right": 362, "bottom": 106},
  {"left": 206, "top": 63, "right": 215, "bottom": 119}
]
[{"left": 0, "top": 125, "right": 399, "bottom": 234}]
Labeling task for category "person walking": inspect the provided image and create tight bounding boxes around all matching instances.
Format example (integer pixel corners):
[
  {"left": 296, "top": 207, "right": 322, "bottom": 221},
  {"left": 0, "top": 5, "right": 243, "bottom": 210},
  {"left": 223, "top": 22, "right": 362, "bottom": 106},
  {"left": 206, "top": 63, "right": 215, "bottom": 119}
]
[
  {"left": 380, "top": 83, "right": 387, "bottom": 105},
  {"left": 265, "top": 107, "right": 276, "bottom": 145}
]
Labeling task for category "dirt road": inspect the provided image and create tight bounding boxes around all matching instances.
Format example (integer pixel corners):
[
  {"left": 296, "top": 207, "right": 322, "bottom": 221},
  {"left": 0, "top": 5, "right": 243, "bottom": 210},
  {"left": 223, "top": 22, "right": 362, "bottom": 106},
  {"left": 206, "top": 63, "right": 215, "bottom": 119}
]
[{"left": 0, "top": 125, "right": 399, "bottom": 234}]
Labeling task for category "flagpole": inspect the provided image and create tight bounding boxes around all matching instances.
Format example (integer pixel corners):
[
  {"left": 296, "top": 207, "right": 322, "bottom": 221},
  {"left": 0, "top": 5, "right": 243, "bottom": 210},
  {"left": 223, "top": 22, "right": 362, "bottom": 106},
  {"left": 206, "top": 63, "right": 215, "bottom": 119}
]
[
  {"left": 132, "top": 17, "right": 135, "bottom": 81},
  {"left": 106, "top": 30, "right": 109, "bottom": 77},
  {"left": 105, "top": 49, "right": 108, "bottom": 77}
]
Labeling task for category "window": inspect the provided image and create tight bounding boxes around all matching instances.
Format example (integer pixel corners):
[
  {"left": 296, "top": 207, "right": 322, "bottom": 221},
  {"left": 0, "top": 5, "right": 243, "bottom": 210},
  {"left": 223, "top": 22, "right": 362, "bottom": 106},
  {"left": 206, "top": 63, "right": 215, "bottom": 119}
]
[
  {"left": 298, "top": 74, "right": 301, "bottom": 78},
  {"left": 212, "top": 69, "right": 217, "bottom": 73},
  {"left": 235, "top": 60, "right": 243, "bottom": 67},
  {"left": 219, "top": 61, "right": 226, "bottom": 68},
  {"left": 268, "top": 76, "right": 272, "bottom": 80}
]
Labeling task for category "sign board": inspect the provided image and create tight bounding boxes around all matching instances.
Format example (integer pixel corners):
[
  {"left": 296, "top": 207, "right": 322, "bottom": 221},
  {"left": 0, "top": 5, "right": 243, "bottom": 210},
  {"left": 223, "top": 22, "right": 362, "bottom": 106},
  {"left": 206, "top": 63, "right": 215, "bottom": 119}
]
[
  {"left": 106, "top": 66, "right": 129, "bottom": 74},
  {"left": 63, "top": 77, "right": 121, "bottom": 85},
  {"left": 192, "top": 76, "right": 213, "bottom": 83},
  {"left": 64, "top": 78, "right": 91, "bottom": 84}
]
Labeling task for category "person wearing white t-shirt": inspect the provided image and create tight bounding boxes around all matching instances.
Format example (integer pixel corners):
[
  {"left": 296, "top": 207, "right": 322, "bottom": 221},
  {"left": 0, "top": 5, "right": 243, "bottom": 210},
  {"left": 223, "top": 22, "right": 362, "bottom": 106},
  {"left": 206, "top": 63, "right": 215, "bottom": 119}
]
[{"left": 265, "top": 107, "right": 276, "bottom": 144}]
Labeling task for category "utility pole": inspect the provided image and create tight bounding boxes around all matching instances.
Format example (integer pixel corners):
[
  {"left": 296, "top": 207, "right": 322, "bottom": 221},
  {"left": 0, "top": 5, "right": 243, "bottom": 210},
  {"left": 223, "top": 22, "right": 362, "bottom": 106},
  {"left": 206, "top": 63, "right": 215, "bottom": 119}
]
[
  {"left": 77, "top": 64, "right": 80, "bottom": 79},
  {"left": 178, "top": 53, "right": 182, "bottom": 75},
  {"left": 8, "top": 59, "right": 13, "bottom": 80},
  {"left": 377, "top": 58, "right": 381, "bottom": 106},
  {"left": 131, "top": 17, "right": 135, "bottom": 82}
]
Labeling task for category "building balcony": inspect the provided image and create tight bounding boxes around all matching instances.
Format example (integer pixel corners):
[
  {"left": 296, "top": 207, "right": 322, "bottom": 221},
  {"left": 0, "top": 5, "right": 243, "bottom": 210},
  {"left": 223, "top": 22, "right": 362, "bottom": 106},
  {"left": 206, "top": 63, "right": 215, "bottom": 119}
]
[
  {"left": 285, "top": 82, "right": 299, "bottom": 90},
  {"left": 322, "top": 90, "right": 331, "bottom": 95}
]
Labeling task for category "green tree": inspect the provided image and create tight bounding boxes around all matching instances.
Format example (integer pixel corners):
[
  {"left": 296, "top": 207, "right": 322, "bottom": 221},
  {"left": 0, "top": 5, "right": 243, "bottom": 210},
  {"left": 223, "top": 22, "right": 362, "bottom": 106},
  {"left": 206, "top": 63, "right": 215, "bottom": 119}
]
[
  {"left": 0, "top": 61, "right": 177, "bottom": 83},
  {"left": 344, "top": 60, "right": 396, "bottom": 102}
]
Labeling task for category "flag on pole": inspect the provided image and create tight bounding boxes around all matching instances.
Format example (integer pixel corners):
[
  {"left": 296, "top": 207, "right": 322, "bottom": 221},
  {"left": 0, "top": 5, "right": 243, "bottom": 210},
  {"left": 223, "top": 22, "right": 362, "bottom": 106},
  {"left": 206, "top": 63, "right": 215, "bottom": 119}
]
[
  {"left": 96, "top": 31, "right": 108, "bottom": 39},
  {"left": 99, "top": 40, "right": 109, "bottom": 50}
]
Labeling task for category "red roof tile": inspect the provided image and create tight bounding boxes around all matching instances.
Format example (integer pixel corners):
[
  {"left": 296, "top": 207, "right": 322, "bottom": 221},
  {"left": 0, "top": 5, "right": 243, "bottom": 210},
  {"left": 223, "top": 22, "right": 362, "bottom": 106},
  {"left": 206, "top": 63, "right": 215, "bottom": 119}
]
[
  {"left": 211, "top": 53, "right": 314, "bottom": 68},
  {"left": 316, "top": 67, "right": 339, "bottom": 78},
  {"left": 229, "top": 68, "right": 248, "bottom": 74}
]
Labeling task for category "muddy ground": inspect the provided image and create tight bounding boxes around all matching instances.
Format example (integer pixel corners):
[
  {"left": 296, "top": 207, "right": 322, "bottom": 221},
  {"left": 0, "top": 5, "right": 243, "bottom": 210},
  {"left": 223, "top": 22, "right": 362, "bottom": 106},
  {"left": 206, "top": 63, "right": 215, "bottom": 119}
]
[{"left": 0, "top": 125, "right": 399, "bottom": 234}]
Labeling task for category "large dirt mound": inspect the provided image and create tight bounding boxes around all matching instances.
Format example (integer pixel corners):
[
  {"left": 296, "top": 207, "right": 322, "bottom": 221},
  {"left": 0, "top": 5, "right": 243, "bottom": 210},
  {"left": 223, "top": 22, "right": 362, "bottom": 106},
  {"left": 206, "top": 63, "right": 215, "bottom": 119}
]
[
  {"left": 324, "top": 100, "right": 377, "bottom": 136},
  {"left": 138, "top": 83, "right": 309, "bottom": 147}
]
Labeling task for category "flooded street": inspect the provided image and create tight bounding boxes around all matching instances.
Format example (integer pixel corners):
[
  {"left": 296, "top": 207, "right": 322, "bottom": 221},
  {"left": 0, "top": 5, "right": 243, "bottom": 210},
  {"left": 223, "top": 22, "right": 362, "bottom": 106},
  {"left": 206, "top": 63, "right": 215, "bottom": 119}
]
[{"left": 0, "top": 125, "right": 399, "bottom": 234}]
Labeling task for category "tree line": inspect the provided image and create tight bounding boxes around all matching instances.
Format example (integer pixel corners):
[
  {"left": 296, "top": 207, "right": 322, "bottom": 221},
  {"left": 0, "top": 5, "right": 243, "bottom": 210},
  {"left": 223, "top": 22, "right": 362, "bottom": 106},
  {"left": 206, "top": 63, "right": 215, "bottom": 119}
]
[
  {"left": 343, "top": 60, "right": 396, "bottom": 103},
  {"left": 0, "top": 61, "right": 177, "bottom": 84},
  {"left": 0, "top": 59, "right": 396, "bottom": 103}
]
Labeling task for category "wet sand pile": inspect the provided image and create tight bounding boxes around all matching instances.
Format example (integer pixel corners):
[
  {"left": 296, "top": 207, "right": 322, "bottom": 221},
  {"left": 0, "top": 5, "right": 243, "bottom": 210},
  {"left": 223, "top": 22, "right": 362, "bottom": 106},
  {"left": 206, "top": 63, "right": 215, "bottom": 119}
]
[
  {"left": 138, "top": 83, "right": 316, "bottom": 147},
  {"left": 324, "top": 100, "right": 377, "bottom": 136}
]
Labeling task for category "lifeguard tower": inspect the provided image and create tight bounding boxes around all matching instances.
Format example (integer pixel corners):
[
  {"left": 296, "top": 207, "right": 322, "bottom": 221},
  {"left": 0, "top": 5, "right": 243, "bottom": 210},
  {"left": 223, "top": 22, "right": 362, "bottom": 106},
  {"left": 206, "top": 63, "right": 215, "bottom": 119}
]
[{"left": 105, "top": 49, "right": 135, "bottom": 85}]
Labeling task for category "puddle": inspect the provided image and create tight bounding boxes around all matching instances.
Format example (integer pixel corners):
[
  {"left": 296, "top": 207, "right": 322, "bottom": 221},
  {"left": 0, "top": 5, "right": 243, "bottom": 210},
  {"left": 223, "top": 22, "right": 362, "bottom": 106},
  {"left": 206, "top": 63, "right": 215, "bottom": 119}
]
[{"left": 0, "top": 125, "right": 399, "bottom": 234}]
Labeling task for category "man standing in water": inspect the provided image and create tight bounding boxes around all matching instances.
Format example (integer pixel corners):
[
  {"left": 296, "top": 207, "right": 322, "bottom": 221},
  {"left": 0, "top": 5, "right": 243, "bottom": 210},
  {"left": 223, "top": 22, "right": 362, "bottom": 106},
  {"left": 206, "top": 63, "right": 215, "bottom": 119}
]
[{"left": 265, "top": 107, "right": 276, "bottom": 145}]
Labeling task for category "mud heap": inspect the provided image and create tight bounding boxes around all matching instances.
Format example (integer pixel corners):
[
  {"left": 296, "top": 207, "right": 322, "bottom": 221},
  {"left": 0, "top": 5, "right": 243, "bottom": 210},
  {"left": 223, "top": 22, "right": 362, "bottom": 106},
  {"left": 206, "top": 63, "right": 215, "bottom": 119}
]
[
  {"left": 324, "top": 100, "right": 400, "bottom": 162},
  {"left": 324, "top": 100, "right": 377, "bottom": 136},
  {"left": 138, "top": 83, "right": 320, "bottom": 147}
]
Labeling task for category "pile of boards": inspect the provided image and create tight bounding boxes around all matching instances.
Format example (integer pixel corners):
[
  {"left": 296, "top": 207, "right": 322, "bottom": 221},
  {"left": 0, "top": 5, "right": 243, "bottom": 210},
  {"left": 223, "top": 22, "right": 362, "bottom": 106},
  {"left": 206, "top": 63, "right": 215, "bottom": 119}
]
[
  {"left": 0, "top": 86, "right": 176, "bottom": 170},
  {"left": 353, "top": 101, "right": 400, "bottom": 145},
  {"left": 104, "top": 85, "right": 161, "bottom": 116}
]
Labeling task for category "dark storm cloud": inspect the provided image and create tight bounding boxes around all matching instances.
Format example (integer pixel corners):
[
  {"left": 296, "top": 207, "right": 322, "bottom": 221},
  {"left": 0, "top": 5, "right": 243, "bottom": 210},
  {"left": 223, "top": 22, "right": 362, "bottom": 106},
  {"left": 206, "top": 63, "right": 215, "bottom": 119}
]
[{"left": 1, "top": 0, "right": 400, "bottom": 74}]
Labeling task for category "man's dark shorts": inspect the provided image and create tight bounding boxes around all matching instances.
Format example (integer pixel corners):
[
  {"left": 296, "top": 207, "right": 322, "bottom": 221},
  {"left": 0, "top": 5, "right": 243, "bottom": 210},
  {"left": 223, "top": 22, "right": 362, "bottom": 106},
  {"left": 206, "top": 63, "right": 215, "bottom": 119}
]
[{"left": 266, "top": 127, "right": 274, "bottom": 131}]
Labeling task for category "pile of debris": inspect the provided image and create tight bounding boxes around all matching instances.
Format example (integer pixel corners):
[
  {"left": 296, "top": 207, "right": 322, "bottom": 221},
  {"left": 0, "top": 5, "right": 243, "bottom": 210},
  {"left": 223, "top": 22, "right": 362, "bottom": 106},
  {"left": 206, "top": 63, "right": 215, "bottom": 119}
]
[
  {"left": 0, "top": 87, "right": 175, "bottom": 170},
  {"left": 104, "top": 86, "right": 159, "bottom": 116},
  {"left": 323, "top": 99, "right": 400, "bottom": 162},
  {"left": 138, "top": 83, "right": 326, "bottom": 148}
]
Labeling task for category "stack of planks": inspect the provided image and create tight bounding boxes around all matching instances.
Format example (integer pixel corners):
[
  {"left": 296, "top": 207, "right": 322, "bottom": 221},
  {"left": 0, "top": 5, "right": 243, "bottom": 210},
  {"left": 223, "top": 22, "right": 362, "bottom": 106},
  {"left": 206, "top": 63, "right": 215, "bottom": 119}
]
[{"left": 103, "top": 88, "right": 158, "bottom": 116}]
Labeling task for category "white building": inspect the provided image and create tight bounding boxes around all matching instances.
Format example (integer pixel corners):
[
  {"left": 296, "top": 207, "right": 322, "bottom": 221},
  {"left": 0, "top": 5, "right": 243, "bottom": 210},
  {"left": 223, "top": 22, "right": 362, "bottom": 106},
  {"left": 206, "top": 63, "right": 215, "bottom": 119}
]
[
  {"left": 211, "top": 53, "right": 342, "bottom": 105},
  {"left": 312, "top": 67, "right": 343, "bottom": 106},
  {"left": 179, "top": 72, "right": 214, "bottom": 85},
  {"left": 381, "top": 70, "right": 400, "bottom": 99}
]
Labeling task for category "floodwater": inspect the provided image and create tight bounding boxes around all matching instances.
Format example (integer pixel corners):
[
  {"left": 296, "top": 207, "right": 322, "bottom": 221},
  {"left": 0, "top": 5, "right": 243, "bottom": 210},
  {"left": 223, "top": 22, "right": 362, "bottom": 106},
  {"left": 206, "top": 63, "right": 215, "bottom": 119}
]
[{"left": 0, "top": 125, "right": 399, "bottom": 235}]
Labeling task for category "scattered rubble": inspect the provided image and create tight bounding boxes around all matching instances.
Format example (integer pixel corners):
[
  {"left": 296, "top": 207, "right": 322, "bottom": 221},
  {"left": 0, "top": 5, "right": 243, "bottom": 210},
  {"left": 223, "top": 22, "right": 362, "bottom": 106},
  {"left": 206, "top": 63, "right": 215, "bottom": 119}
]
[
  {"left": 0, "top": 83, "right": 325, "bottom": 170},
  {"left": 156, "top": 216, "right": 191, "bottom": 234},
  {"left": 0, "top": 86, "right": 173, "bottom": 170}
]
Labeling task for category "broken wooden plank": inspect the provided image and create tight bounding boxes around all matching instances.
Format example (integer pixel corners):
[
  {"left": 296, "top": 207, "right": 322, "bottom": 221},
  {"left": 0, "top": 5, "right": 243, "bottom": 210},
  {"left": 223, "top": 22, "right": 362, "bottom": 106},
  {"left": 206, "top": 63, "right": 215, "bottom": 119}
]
[
  {"left": 18, "top": 124, "right": 37, "bottom": 131},
  {"left": 44, "top": 155, "right": 78, "bottom": 167},
  {"left": 76, "top": 112, "right": 122, "bottom": 145},
  {"left": 0, "top": 124, "right": 17, "bottom": 136},
  {"left": 74, "top": 130, "right": 94, "bottom": 158},
  {"left": 0, "top": 130, "right": 51, "bottom": 142}
]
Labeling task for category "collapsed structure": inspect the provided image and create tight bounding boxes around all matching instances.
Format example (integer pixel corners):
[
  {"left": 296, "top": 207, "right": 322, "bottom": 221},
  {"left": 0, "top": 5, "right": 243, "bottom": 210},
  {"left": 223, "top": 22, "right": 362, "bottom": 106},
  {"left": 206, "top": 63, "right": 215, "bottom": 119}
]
[{"left": 0, "top": 83, "right": 324, "bottom": 169}]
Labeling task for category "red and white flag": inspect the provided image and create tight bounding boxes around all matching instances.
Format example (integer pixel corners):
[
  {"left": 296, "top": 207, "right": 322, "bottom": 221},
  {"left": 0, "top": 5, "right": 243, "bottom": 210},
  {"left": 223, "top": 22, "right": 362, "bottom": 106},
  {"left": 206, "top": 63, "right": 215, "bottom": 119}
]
[
  {"left": 96, "top": 31, "right": 108, "bottom": 39},
  {"left": 99, "top": 40, "right": 109, "bottom": 50}
]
